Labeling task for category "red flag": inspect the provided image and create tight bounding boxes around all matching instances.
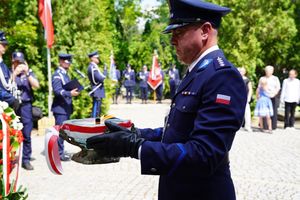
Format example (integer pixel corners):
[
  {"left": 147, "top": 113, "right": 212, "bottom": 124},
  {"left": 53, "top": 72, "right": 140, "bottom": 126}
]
[
  {"left": 147, "top": 53, "right": 163, "bottom": 90},
  {"left": 39, "top": 0, "right": 54, "bottom": 48}
]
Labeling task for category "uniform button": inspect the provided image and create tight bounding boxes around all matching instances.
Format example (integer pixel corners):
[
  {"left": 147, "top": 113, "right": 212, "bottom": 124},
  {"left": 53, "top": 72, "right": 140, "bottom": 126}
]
[
  {"left": 182, "top": 106, "right": 186, "bottom": 109},
  {"left": 167, "top": 123, "right": 170, "bottom": 127},
  {"left": 172, "top": 103, "right": 176, "bottom": 107},
  {"left": 150, "top": 168, "right": 157, "bottom": 172}
]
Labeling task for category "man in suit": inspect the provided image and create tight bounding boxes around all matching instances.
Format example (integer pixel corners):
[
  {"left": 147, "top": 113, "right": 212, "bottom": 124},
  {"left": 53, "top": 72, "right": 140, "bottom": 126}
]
[
  {"left": 0, "top": 31, "right": 20, "bottom": 111},
  {"left": 87, "top": 51, "right": 106, "bottom": 118},
  {"left": 52, "top": 53, "right": 80, "bottom": 161},
  {"left": 86, "top": 1, "right": 247, "bottom": 200}
]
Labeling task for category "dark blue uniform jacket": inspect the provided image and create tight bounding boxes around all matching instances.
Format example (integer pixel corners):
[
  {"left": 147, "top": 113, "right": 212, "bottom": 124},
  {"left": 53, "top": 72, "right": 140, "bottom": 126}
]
[
  {"left": 123, "top": 70, "right": 136, "bottom": 87},
  {"left": 139, "top": 49, "right": 247, "bottom": 200},
  {"left": 51, "top": 67, "right": 73, "bottom": 115},
  {"left": 169, "top": 68, "right": 180, "bottom": 86},
  {"left": 0, "top": 61, "right": 15, "bottom": 105},
  {"left": 88, "top": 62, "right": 106, "bottom": 99},
  {"left": 15, "top": 71, "right": 35, "bottom": 102},
  {"left": 139, "top": 71, "right": 149, "bottom": 88}
]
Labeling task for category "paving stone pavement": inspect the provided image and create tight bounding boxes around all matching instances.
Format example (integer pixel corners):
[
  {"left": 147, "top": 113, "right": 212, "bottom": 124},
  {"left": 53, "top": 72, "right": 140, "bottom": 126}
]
[{"left": 21, "top": 101, "right": 300, "bottom": 200}]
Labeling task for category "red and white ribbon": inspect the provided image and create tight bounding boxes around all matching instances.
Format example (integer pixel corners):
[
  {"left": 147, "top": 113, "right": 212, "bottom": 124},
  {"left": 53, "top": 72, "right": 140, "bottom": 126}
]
[{"left": 45, "top": 126, "right": 63, "bottom": 175}]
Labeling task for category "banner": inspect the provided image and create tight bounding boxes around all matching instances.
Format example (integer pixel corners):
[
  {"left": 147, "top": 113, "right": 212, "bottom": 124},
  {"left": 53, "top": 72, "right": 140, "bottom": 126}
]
[
  {"left": 147, "top": 53, "right": 162, "bottom": 90},
  {"left": 38, "top": 0, "right": 54, "bottom": 48}
]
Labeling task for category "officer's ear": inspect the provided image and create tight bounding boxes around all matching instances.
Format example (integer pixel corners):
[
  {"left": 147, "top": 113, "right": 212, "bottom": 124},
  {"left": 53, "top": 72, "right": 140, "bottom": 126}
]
[{"left": 199, "top": 22, "right": 214, "bottom": 40}]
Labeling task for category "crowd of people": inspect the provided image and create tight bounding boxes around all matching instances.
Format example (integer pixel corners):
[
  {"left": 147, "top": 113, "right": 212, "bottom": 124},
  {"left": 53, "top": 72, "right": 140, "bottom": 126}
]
[{"left": 239, "top": 66, "right": 300, "bottom": 133}]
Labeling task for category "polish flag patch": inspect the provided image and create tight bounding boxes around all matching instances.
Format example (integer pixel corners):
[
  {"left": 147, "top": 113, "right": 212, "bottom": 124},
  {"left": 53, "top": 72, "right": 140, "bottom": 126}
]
[{"left": 216, "top": 94, "right": 231, "bottom": 105}]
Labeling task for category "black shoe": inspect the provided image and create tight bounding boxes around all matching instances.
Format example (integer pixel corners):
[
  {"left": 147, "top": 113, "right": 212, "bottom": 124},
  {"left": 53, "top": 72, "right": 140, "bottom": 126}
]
[
  {"left": 22, "top": 162, "right": 34, "bottom": 170},
  {"left": 60, "top": 154, "right": 71, "bottom": 161},
  {"left": 30, "top": 157, "right": 36, "bottom": 161}
]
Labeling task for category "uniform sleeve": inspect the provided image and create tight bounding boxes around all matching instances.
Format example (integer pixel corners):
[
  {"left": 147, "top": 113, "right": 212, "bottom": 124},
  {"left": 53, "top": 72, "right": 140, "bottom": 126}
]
[
  {"left": 139, "top": 128, "right": 163, "bottom": 141},
  {"left": 140, "top": 69, "right": 247, "bottom": 177},
  {"left": 52, "top": 75, "right": 71, "bottom": 98}
]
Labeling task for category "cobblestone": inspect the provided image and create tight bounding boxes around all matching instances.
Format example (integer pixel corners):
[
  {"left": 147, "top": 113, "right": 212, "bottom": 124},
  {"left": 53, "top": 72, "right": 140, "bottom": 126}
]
[{"left": 21, "top": 101, "right": 300, "bottom": 200}]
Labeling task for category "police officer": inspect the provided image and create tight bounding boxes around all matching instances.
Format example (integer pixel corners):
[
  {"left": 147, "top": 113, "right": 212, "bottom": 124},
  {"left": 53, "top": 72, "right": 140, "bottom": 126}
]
[
  {"left": 139, "top": 65, "right": 149, "bottom": 104},
  {"left": 168, "top": 64, "right": 180, "bottom": 98},
  {"left": 155, "top": 63, "right": 164, "bottom": 103},
  {"left": 0, "top": 31, "right": 20, "bottom": 111},
  {"left": 87, "top": 51, "right": 106, "bottom": 118},
  {"left": 123, "top": 64, "right": 135, "bottom": 104},
  {"left": 12, "top": 52, "right": 40, "bottom": 170},
  {"left": 52, "top": 53, "right": 80, "bottom": 161},
  {"left": 86, "top": 1, "right": 247, "bottom": 200}
]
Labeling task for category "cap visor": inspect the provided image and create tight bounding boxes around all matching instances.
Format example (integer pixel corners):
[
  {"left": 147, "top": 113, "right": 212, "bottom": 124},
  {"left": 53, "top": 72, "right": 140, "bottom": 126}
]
[
  {"left": 64, "top": 60, "right": 71, "bottom": 64},
  {"left": 162, "top": 23, "right": 190, "bottom": 34}
]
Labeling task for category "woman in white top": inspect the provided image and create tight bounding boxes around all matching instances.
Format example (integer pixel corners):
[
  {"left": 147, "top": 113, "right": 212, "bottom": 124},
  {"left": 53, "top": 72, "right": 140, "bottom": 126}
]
[{"left": 280, "top": 69, "right": 300, "bottom": 129}]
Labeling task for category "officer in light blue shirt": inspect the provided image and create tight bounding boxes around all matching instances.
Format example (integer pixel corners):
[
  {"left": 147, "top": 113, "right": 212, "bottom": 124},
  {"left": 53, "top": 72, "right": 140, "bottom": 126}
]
[{"left": 12, "top": 51, "right": 40, "bottom": 170}]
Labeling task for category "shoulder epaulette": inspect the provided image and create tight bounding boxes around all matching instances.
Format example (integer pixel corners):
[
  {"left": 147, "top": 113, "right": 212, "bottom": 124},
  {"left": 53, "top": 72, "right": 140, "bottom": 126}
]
[{"left": 213, "top": 57, "right": 232, "bottom": 70}]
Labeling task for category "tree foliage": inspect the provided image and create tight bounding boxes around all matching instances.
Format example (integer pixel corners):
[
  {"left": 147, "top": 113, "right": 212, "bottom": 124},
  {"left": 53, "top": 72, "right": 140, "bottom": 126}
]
[{"left": 0, "top": 0, "right": 299, "bottom": 117}]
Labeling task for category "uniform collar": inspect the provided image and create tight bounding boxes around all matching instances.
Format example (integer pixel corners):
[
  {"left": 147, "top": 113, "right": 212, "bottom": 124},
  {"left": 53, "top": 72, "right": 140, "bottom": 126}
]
[
  {"left": 0, "top": 57, "right": 3, "bottom": 63},
  {"left": 188, "top": 45, "right": 219, "bottom": 72},
  {"left": 58, "top": 66, "right": 67, "bottom": 74},
  {"left": 91, "top": 62, "right": 98, "bottom": 67}
]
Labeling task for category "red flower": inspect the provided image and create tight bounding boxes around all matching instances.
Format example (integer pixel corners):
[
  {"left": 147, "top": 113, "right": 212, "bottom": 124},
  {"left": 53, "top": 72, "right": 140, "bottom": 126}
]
[{"left": 2, "top": 113, "right": 12, "bottom": 123}]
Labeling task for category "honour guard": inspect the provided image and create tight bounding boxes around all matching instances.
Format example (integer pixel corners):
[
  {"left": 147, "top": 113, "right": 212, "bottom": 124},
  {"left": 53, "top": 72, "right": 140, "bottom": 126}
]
[
  {"left": 86, "top": 1, "right": 247, "bottom": 200},
  {"left": 123, "top": 64, "right": 135, "bottom": 104},
  {"left": 87, "top": 51, "right": 106, "bottom": 117},
  {"left": 0, "top": 31, "right": 20, "bottom": 110},
  {"left": 52, "top": 53, "right": 80, "bottom": 161},
  {"left": 139, "top": 65, "right": 149, "bottom": 104},
  {"left": 168, "top": 64, "right": 180, "bottom": 98},
  {"left": 12, "top": 52, "right": 40, "bottom": 170}
]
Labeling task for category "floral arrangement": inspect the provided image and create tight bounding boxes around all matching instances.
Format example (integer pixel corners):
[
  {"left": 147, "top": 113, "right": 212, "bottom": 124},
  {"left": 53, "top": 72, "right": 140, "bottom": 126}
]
[{"left": 0, "top": 101, "right": 28, "bottom": 199}]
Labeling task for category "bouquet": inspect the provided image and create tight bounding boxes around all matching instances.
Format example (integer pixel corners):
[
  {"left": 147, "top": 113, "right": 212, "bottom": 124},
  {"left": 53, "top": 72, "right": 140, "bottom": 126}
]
[{"left": 0, "top": 101, "right": 27, "bottom": 199}]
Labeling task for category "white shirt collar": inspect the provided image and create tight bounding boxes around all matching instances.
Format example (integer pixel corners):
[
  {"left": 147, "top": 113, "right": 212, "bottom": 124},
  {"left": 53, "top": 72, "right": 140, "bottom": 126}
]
[
  {"left": 0, "top": 57, "right": 3, "bottom": 63},
  {"left": 58, "top": 66, "right": 67, "bottom": 74},
  {"left": 188, "top": 45, "right": 219, "bottom": 72}
]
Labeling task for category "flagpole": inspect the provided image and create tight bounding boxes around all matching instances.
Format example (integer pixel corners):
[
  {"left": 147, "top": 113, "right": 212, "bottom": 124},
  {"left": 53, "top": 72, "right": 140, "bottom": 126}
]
[{"left": 47, "top": 47, "right": 52, "bottom": 117}]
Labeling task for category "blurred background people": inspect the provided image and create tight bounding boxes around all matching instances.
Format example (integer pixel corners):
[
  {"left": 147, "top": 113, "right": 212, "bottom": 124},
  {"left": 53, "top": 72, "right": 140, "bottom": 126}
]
[
  {"left": 123, "top": 64, "right": 135, "bottom": 104},
  {"left": 109, "top": 55, "right": 121, "bottom": 104},
  {"left": 255, "top": 77, "right": 273, "bottom": 133},
  {"left": 12, "top": 51, "right": 40, "bottom": 170},
  {"left": 280, "top": 69, "right": 300, "bottom": 129},
  {"left": 258, "top": 65, "right": 280, "bottom": 130},
  {"left": 155, "top": 63, "right": 164, "bottom": 103},
  {"left": 87, "top": 51, "right": 106, "bottom": 117},
  {"left": 168, "top": 64, "right": 180, "bottom": 99},
  {"left": 238, "top": 67, "right": 253, "bottom": 132},
  {"left": 139, "top": 65, "right": 149, "bottom": 104}
]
